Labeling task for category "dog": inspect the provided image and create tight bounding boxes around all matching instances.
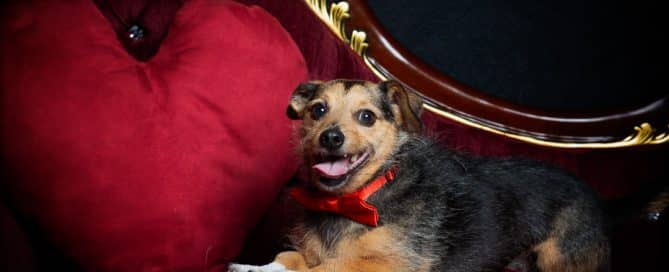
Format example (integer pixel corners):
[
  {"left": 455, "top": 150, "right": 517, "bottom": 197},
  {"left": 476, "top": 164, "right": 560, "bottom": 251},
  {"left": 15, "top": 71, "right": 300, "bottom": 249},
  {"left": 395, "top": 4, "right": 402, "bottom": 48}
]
[{"left": 229, "top": 79, "right": 610, "bottom": 272}]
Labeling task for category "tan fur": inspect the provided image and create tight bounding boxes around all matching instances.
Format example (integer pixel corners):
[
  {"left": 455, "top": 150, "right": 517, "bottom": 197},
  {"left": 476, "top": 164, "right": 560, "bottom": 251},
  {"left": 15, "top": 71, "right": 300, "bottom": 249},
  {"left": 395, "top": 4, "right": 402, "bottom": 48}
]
[
  {"left": 381, "top": 81, "right": 422, "bottom": 133},
  {"left": 534, "top": 238, "right": 563, "bottom": 271},
  {"left": 277, "top": 227, "right": 415, "bottom": 272},
  {"left": 274, "top": 251, "right": 309, "bottom": 271},
  {"left": 297, "top": 228, "right": 327, "bottom": 267},
  {"left": 534, "top": 236, "right": 607, "bottom": 272}
]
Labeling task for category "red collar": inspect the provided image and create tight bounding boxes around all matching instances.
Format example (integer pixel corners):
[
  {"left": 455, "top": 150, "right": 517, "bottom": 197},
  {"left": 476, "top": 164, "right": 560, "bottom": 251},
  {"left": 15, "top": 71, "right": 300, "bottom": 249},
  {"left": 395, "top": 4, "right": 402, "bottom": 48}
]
[{"left": 288, "top": 167, "right": 397, "bottom": 227}]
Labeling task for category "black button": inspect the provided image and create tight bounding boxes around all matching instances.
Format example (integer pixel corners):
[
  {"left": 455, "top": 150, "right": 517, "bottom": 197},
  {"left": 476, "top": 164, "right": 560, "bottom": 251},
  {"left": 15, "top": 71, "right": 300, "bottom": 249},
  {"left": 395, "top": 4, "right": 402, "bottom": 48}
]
[{"left": 127, "top": 24, "right": 145, "bottom": 40}]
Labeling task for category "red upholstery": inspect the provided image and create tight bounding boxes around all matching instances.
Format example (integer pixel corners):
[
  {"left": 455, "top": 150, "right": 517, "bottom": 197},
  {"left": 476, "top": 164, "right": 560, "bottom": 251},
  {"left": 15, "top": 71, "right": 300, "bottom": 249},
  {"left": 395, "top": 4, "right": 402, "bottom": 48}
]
[
  {"left": 1, "top": 0, "right": 307, "bottom": 270},
  {"left": 91, "top": 0, "right": 184, "bottom": 61},
  {"left": 239, "top": 0, "right": 378, "bottom": 81}
]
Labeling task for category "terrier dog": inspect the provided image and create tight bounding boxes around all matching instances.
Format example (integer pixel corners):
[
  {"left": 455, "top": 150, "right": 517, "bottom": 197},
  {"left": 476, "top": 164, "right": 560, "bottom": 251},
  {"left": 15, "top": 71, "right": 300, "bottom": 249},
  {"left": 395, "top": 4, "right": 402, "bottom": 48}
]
[{"left": 230, "top": 79, "right": 609, "bottom": 272}]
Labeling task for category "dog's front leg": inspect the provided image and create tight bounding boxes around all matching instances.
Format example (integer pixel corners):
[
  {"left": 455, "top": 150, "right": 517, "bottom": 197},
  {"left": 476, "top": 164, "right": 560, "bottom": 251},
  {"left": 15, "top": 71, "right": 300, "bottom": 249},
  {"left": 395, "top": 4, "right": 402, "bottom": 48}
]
[
  {"left": 301, "top": 226, "right": 418, "bottom": 272},
  {"left": 305, "top": 258, "right": 412, "bottom": 272},
  {"left": 230, "top": 227, "right": 416, "bottom": 272},
  {"left": 228, "top": 251, "right": 307, "bottom": 272},
  {"left": 229, "top": 258, "right": 403, "bottom": 272}
]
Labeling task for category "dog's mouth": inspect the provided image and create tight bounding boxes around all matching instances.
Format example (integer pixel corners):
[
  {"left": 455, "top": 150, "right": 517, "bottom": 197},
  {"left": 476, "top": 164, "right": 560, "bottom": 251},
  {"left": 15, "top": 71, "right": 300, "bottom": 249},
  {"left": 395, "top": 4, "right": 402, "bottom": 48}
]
[{"left": 311, "top": 148, "right": 372, "bottom": 189}]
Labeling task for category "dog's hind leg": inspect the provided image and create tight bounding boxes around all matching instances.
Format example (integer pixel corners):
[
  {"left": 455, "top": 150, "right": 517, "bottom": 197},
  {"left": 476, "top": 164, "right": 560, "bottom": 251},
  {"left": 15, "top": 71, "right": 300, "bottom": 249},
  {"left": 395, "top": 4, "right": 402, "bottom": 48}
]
[
  {"left": 534, "top": 236, "right": 609, "bottom": 272},
  {"left": 227, "top": 251, "right": 307, "bottom": 272},
  {"left": 534, "top": 205, "right": 610, "bottom": 272}
]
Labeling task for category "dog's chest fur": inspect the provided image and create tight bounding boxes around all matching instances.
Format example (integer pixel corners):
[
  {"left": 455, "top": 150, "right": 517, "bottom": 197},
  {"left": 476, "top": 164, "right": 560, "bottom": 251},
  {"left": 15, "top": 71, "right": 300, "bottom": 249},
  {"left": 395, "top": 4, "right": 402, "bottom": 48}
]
[{"left": 290, "top": 138, "right": 472, "bottom": 268}]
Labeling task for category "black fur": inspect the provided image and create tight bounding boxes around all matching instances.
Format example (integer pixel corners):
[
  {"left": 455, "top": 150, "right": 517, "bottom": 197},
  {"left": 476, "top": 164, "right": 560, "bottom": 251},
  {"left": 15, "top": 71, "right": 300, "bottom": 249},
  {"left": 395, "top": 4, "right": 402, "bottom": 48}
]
[
  {"left": 287, "top": 82, "right": 321, "bottom": 120},
  {"left": 342, "top": 79, "right": 367, "bottom": 91},
  {"left": 375, "top": 81, "right": 396, "bottom": 122}
]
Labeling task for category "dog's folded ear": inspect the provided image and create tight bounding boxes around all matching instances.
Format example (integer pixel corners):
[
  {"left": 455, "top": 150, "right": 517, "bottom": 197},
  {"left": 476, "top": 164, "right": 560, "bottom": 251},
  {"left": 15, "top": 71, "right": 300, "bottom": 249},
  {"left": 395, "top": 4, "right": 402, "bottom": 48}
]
[
  {"left": 287, "top": 81, "right": 322, "bottom": 120},
  {"left": 379, "top": 80, "right": 424, "bottom": 133}
]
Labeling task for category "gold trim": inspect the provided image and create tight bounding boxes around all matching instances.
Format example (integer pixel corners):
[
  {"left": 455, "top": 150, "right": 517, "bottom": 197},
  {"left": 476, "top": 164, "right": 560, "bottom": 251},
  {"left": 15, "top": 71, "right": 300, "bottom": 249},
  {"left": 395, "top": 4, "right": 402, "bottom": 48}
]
[
  {"left": 425, "top": 104, "right": 669, "bottom": 148},
  {"left": 350, "top": 30, "right": 368, "bottom": 56},
  {"left": 303, "top": 0, "right": 669, "bottom": 148},
  {"left": 306, "top": 0, "right": 350, "bottom": 41}
]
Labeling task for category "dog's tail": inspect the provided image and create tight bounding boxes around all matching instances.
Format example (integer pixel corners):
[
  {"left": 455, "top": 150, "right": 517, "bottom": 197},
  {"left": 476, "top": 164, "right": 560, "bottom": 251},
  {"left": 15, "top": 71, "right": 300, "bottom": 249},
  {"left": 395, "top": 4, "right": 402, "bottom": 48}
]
[
  {"left": 602, "top": 184, "right": 668, "bottom": 270},
  {"left": 604, "top": 184, "right": 669, "bottom": 225}
]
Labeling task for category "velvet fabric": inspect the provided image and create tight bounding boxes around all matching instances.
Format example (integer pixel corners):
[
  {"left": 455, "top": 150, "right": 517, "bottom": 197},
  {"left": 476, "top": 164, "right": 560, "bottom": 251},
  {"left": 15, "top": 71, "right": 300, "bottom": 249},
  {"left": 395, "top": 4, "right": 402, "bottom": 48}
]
[
  {"left": 91, "top": 0, "right": 184, "bottom": 61},
  {"left": 1, "top": 0, "right": 307, "bottom": 270},
  {"left": 237, "top": 0, "right": 379, "bottom": 81}
]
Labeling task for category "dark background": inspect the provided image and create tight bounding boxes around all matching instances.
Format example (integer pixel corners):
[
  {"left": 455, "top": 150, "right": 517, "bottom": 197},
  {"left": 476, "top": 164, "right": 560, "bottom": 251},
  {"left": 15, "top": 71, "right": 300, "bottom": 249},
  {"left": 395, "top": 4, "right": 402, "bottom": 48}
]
[{"left": 368, "top": 0, "right": 666, "bottom": 111}]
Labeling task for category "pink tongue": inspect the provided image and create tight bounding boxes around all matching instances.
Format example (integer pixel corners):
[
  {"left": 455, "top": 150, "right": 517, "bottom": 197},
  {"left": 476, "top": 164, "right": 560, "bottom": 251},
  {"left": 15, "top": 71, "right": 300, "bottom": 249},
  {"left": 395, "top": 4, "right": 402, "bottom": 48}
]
[{"left": 313, "top": 158, "right": 350, "bottom": 178}]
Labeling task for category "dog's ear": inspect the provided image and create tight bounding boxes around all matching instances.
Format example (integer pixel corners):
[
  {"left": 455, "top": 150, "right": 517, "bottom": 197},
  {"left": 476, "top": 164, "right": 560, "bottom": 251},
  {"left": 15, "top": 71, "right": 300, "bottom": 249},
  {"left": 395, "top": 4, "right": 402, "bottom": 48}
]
[
  {"left": 287, "top": 81, "right": 322, "bottom": 120},
  {"left": 379, "top": 80, "right": 423, "bottom": 133}
]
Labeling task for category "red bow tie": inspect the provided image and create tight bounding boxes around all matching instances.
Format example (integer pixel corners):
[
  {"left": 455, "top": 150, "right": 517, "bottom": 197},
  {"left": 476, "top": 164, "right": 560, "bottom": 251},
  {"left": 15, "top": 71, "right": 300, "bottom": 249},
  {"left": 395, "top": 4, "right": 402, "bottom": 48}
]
[{"left": 288, "top": 167, "right": 397, "bottom": 227}]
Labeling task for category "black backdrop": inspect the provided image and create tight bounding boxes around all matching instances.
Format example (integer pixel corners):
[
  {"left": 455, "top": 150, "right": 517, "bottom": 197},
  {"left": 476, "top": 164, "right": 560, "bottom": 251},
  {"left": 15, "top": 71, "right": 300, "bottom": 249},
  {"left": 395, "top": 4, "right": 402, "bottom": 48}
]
[{"left": 367, "top": 0, "right": 666, "bottom": 111}]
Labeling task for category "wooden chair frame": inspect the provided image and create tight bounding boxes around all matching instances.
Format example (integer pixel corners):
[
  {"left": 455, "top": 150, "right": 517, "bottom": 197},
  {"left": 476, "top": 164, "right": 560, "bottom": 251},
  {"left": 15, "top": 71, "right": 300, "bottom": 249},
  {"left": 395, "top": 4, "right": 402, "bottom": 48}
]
[{"left": 304, "top": 0, "right": 669, "bottom": 149}]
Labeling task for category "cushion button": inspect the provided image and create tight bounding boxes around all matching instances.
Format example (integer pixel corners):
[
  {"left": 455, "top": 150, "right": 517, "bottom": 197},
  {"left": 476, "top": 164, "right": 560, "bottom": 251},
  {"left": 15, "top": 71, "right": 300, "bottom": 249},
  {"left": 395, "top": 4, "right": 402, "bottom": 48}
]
[{"left": 127, "top": 24, "right": 145, "bottom": 40}]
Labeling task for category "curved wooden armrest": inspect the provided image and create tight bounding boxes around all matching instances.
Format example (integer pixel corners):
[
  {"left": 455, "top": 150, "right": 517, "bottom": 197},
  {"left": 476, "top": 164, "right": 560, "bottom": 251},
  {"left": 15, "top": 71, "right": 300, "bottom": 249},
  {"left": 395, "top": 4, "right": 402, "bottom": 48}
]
[{"left": 303, "top": 0, "right": 668, "bottom": 148}]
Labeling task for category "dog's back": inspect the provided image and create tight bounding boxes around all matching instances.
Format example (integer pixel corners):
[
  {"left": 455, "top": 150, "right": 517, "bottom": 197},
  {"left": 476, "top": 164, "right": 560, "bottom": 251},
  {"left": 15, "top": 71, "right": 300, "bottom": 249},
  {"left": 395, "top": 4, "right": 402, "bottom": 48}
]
[{"left": 370, "top": 137, "right": 609, "bottom": 271}]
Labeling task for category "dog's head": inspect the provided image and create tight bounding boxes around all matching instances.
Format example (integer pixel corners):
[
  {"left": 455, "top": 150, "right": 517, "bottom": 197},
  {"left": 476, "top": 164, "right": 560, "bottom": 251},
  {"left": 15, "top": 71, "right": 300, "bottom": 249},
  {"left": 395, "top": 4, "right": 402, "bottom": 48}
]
[{"left": 287, "top": 79, "right": 423, "bottom": 194}]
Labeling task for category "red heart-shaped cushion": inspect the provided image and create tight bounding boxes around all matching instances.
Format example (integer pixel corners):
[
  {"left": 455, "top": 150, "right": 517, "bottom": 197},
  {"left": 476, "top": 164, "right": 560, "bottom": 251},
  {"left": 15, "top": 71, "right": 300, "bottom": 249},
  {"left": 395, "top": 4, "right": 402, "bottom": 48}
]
[{"left": 1, "top": 0, "right": 306, "bottom": 270}]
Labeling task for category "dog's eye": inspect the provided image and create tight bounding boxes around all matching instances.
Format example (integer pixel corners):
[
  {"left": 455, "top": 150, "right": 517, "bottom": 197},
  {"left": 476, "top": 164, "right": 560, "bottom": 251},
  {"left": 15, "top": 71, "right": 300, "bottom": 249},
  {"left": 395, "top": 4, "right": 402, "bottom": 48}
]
[
  {"left": 356, "top": 110, "right": 376, "bottom": 126},
  {"left": 311, "top": 103, "right": 328, "bottom": 120}
]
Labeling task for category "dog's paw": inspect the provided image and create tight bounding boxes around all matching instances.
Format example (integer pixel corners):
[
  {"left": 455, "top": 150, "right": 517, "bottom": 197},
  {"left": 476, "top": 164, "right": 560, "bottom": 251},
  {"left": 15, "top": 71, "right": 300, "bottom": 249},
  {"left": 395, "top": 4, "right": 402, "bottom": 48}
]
[{"left": 228, "top": 262, "right": 293, "bottom": 272}]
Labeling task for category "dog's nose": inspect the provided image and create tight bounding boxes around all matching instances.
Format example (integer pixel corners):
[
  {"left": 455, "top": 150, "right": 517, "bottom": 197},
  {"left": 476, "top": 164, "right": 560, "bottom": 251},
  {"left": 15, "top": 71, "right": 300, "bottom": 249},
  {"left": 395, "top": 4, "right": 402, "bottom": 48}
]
[{"left": 319, "top": 128, "right": 345, "bottom": 150}]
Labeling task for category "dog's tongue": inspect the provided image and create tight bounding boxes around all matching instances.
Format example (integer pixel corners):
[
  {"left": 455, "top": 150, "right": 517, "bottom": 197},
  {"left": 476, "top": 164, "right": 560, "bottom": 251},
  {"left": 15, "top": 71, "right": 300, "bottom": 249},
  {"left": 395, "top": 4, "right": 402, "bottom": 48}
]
[{"left": 313, "top": 158, "right": 350, "bottom": 178}]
